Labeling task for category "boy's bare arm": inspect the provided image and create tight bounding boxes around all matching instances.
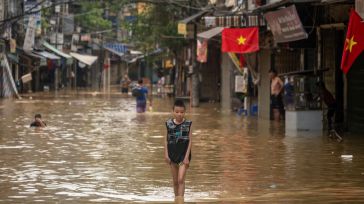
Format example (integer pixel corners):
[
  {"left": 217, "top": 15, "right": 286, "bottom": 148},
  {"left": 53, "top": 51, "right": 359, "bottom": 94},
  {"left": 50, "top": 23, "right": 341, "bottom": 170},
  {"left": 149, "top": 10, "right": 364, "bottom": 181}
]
[
  {"left": 36, "top": 118, "right": 46, "bottom": 127},
  {"left": 164, "top": 133, "right": 170, "bottom": 164},
  {"left": 183, "top": 126, "right": 192, "bottom": 165}
]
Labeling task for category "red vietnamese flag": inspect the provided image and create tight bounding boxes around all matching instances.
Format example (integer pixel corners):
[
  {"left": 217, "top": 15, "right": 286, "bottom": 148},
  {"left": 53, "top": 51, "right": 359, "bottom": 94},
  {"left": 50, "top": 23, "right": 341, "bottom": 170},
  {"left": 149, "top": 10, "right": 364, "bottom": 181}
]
[
  {"left": 341, "top": 10, "right": 364, "bottom": 74},
  {"left": 222, "top": 27, "right": 259, "bottom": 53}
]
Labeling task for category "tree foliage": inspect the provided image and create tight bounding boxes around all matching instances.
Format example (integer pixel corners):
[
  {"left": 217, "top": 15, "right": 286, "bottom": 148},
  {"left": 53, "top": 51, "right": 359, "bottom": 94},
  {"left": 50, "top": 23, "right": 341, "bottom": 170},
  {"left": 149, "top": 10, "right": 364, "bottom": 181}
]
[
  {"left": 121, "top": 1, "right": 209, "bottom": 56},
  {"left": 71, "top": 0, "right": 209, "bottom": 57},
  {"left": 74, "top": 1, "right": 112, "bottom": 32}
]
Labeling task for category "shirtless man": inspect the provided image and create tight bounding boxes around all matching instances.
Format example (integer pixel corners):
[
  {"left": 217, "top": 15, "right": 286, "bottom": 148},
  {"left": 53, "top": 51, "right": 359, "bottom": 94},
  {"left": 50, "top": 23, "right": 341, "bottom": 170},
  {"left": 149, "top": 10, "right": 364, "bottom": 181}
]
[{"left": 269, "top": 69, "right": 284, "bottom": 121}]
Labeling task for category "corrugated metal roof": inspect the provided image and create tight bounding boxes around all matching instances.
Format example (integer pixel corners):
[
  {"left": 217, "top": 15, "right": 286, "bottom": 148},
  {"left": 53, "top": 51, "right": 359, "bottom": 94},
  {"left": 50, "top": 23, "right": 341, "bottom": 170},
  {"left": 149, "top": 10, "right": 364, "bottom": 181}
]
[
  {"left": 43, "top": 41, "right": 72, "bottom": 59},
  {"left": 104, "top": 43, "right": 128, "bottom": 57},
  {"left": 70, "top": 52, "right": 98, "bottom": 66},
  {"left": 197, "top": 27, "right": 224, "bottom": 39},
  {"left": 179, "top": 10, "right": 211, "bottom": 24}
]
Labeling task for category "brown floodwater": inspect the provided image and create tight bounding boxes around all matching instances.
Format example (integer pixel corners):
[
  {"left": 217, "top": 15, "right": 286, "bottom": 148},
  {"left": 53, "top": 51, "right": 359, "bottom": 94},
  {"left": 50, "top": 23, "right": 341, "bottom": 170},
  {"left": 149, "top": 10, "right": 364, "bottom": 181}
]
[{"left": 0, "top": 91, "right": 364, "bottom": 203}]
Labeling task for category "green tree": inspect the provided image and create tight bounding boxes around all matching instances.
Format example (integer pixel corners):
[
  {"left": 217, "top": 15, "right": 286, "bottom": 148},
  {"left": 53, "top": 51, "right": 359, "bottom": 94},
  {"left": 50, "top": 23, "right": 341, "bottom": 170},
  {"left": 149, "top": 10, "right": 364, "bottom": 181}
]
[
  {"left": 74, "top": 1, "right": 112, "bottom": 33},
  {"left": 121, "top": 1, "right": 209, "bottom": 55}
]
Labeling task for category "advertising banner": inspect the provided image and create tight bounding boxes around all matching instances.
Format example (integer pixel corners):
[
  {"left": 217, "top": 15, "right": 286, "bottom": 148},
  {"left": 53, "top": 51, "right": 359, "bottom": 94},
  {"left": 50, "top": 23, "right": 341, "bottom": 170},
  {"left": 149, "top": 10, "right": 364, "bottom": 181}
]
[{"left": 264, "top": 5, "right": 308, "bottom": 43}]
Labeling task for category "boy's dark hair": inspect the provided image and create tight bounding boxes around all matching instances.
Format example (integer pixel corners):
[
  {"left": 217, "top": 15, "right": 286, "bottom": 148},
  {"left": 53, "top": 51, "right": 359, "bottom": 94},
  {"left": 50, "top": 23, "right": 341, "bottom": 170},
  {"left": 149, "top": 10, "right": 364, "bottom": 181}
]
[
  {"left": 35, "top": 114, "right": 42, "bottom": 119},
  {"left": 173, "top": 99, "right": 185, "bottom": 109},
  {"left": 138, "top": 79, "right": 143, "bottom": 84},
  {"left": 269, "top": 69, "right": 277, "bottom": 74}
]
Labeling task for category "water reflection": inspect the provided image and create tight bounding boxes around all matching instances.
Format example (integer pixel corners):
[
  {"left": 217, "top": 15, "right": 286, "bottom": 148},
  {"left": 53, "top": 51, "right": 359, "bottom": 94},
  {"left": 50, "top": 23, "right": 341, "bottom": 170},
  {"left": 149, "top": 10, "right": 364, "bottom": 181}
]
[{"left": 0, "top": 92, "right": 364, "bottom": 203}]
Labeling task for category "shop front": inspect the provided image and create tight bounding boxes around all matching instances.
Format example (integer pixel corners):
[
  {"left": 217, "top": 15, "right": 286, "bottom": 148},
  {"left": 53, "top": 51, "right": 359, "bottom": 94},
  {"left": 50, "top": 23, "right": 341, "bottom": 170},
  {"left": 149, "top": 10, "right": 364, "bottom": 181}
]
[{"left": 261, "top": 4, "right": 325, "bottom": 130}]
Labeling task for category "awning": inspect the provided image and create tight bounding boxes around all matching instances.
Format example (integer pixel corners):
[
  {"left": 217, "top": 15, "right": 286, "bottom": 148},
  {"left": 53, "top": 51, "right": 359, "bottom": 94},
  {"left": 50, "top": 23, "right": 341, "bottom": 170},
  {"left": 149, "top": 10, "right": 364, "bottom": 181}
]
[
  {"left": 21, "top": 50, "right": 47, "bottom": 66},
  {"left": 254, "top": 0, "right": 319, "bottom": 12},
  {"left": 124, "top": 48, "right": 163, "bottom": 63},
  {"left": 104, "top": 43, "right": 128, "bottom": 57},
  {"left": 197, "top": 27, "right": 224, "bottom": 39},
  {"left": 179, "top": 10, "right": 210, "bottom": 24},
  {"left": 178, "top": 9, "right": 212, "bottom": 35},
  {"left": 7, "top": 53, "right": 19, "bottom": 63},
  {"left": 130, "top": 50, "right": 143, "bottom": 55},
  {"left": 33, "top": 51, "right": 61, "bottom": 60},
  {"left": 70, "top": 52, "right": 98, "bottom": 66},
  {"left": 318, "top": 0, "right": 352, "bottom": 5},
  {"left": 43, "top": 41, "right": 73, "bottom": 65},
  {"left": 24, "top": 50, "right": 45, "bottom": 60}
]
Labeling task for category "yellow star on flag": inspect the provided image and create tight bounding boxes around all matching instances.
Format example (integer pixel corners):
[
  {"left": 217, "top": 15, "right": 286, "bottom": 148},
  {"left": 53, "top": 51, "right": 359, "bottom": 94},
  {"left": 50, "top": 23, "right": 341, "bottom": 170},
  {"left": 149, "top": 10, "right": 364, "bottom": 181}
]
[
  {"left": 237, "top": 36, "right": 246, "bottom": 45},
  {"left": 346, "top": 35, "right": 357, "bottom": 52}
]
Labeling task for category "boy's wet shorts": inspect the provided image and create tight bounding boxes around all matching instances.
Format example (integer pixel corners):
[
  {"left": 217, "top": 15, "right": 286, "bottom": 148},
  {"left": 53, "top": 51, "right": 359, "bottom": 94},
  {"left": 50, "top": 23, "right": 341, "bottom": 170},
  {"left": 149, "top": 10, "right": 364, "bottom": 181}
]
[
  {"left": 170, "top": 153, "right": 192, "bottom": 165},
  {"left": 271, "top": 95, "right": 283, "bottom": 109},
  {"left": 136, "top": 100, "right": 146, "bottom": 113}
]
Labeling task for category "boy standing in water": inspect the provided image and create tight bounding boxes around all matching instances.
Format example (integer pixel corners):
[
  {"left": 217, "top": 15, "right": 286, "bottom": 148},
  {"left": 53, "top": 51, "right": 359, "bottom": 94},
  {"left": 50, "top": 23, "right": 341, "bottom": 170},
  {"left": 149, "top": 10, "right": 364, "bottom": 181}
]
[
  {"left": 165, "top": 100, "right": 192, "bottom": 202},
  {"left": 135, "top": 79, "right": 149, "bottom": 113}
]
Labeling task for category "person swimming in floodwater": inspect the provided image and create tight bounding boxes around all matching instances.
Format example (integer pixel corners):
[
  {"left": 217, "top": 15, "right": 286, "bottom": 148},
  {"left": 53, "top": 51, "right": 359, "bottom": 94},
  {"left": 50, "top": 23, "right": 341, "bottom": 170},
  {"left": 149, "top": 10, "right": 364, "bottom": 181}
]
[{"left": 30, "top": 114, "right": 46, "bottom": 127}]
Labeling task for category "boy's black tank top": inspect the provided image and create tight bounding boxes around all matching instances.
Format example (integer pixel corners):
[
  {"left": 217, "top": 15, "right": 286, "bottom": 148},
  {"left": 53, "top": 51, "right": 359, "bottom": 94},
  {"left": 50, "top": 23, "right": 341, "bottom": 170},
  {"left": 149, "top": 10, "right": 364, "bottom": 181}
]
[{"left": 166, "top": 119, "right": 192, "bottom": 164}]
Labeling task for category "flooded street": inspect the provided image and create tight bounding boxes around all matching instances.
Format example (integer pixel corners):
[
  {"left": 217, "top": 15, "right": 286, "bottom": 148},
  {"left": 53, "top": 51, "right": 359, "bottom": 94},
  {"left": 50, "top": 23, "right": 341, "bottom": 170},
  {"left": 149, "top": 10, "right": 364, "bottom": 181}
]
[{"left": 1, "top": 92, "right": 364, "bottom": 203}]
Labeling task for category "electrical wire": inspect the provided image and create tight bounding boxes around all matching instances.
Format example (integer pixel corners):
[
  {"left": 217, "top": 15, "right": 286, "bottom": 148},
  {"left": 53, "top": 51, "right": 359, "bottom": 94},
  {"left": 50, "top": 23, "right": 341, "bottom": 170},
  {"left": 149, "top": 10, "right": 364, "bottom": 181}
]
[
  {"left": 0, "top": 0, "right": 77, "bottom": 25},
  {"left": 163, "top": 0, "right": 207, "bottom": 11}
]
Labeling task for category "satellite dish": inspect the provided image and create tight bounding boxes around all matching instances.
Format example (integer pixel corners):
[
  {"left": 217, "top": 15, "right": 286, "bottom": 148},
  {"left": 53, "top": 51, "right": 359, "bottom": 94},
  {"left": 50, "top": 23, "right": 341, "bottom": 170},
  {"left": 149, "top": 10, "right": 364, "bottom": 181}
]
[{"left": 78, "top": 61, "right": 86, "bottom": 68}]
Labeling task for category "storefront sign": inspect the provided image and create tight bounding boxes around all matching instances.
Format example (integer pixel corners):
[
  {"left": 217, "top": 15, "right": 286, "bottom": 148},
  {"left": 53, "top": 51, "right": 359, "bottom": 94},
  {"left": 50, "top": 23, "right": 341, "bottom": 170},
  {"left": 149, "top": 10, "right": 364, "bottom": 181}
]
[
  {"left": 203, "top": 14, "right": 265, "bottom": 28},
  {"left": 71, "top": 34, "right": 79, "bottom": 51},
  {"left": 264, "top": 5, "right": 308, "bottom": 43},
  {"left": 178, "top": 23, "right": 187, "bottom": 35},
  {"left": 50, "top": 33, "right": 64, "bottom": 44},
  {"left": 235, "top": 74, "right": 248, "bottom": 93},
  {"left": 0, "top": 1, "right": 4, "bottom": 22},
  {"left": 23, "top": 16, "right": 36, "bottom": 51},
  {"left": 81, "top": 34, "right": 91, "bottom": 42},
  {"left": 10, "top": 39, "right": 16, "bottom": 53},
  {"left": 197, "top": 39, "right": 208, "bottom": 63},
  {"left": 21, "top": 73, "right": 32, "bottom": 83},
  {"left": 178, "top": 23, "right": 195, "bottom": 38},
  {"left": 164, "top": 59, "right": 174, "bottom": 69},
  {"left": 24, "top": 0, "right": 42, "bottom": 35},
  {"left": 63, "top": 16, "right": 74, "bottom": 35}
]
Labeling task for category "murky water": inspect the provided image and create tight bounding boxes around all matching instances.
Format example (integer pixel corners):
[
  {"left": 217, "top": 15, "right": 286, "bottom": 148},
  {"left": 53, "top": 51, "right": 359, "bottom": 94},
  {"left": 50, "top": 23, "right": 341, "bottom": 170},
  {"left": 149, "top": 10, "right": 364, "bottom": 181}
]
[{"left": 1, "top": 91, "right": 364, "bottom": 203}]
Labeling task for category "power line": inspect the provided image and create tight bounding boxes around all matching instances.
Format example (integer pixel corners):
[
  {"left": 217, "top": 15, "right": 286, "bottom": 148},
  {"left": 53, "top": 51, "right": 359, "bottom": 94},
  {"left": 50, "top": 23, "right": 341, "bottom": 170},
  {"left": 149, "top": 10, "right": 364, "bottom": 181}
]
[
  {"left": 0, "top": 0, "right": 77, "bottom": 26},
  {"left": 124, "top": 0, "right": 209, "bottom": 11},
  {"left": 164, "top": 0, "right": 207, "bottom": 11}
]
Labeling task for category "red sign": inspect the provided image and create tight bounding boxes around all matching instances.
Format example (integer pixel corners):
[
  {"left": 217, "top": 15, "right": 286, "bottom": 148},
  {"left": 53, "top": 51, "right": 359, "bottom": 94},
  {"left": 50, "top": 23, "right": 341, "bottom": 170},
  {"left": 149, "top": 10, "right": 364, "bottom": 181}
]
[
  {"left": 197, "top": 39, "right": 208, "bottom": 63},
  {"left": 264, "top": 5, "right": 308, "bottom": 43}
]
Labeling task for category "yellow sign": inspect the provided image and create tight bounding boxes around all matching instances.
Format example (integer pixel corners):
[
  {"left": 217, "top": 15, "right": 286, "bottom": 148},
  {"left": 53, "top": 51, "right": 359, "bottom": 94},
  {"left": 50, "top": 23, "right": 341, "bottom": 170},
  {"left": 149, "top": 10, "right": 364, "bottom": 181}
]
[
  {"left": 164, "top": 59, "right": 173, "bottom": 69},
  {"left": 137, "top": 3, "right": 147, "bottom": 14},
  {"left": 10, "top": 39, "right": 16, "bottom": 53},
  {"left": 178, "top": 23, "right": 187, "bottom": 35}
]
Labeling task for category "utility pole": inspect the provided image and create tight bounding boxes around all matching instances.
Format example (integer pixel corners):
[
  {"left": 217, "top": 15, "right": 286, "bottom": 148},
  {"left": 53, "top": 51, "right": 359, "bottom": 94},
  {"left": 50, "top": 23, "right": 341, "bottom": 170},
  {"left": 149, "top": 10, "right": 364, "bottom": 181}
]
[
  {"left": 103, "top": 51, "right": 107, "bottom": 93},
  {"left": 107, "top": 53, "right": 110, "bottom": 93},
  {"left": 148, "top": 51, "right": 153, "bottom": 110},
  {"left": 55, "top": 3, "right": 61, "bottom": 92},
  {"left": 190, "top": 0, "right": 199, "bottom": 107}
]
